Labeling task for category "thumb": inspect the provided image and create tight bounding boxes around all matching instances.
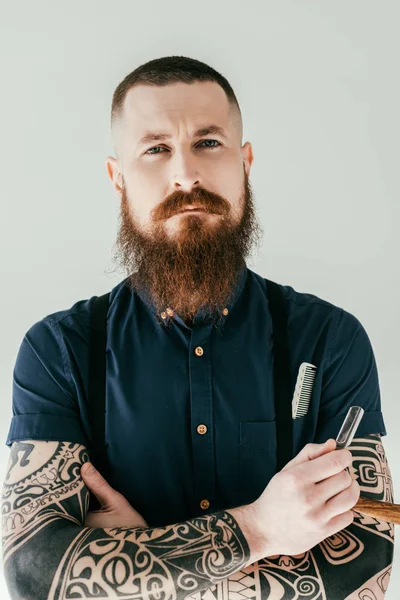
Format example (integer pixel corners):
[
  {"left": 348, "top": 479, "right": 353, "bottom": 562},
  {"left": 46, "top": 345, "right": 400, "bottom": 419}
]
[
  {"left": 281, "top": 438, "right": 337, "bottom": 472},
  {"left": 81, "top": 462, "right": 119, "bottom": 508}
]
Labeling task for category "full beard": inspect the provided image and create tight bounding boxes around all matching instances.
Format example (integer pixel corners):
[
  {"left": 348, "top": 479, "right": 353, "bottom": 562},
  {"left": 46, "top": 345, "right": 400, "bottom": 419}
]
[{"left": 109, "top": 166, "right": 263, "bottom": 325}]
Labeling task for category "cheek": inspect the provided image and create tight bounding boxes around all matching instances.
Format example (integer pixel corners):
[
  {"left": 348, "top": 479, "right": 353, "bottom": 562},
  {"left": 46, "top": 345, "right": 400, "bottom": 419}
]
[
  {"left": 124, "top": 177, "right": 163, "bottom": 226},
  {"left": 220, "top": 173, "right": 244, "bottom": 216},
  {"left": 217, "top": 154, "right": 244, "bottom": 193}
]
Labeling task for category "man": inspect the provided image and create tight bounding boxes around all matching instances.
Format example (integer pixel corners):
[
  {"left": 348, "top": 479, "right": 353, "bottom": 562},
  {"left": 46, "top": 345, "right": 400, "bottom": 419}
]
[{"left": 2, "top": 56, "right": 394, "bottom": 599}]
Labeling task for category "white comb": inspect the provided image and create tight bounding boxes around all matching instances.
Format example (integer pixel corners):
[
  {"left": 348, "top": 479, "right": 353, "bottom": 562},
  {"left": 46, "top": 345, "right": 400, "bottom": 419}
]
[{"left": 292, "top": 362, "right": 317, "bottom": 419}]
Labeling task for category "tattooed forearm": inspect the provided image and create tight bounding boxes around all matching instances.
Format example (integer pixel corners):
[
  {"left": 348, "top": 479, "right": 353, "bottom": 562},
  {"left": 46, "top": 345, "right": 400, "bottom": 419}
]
[
  {"left": 2, "top": 441, "right": 251, "bottom": 600},
  {"left": 183, "top": 434, "right": 395, "bottom": 600},
  {"left": 45, "top": 511, "right": 250, "bottom": 600}
]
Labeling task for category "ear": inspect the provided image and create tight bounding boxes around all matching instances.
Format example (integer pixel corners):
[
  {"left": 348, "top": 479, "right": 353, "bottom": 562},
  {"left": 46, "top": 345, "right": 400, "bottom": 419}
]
[
  {"left": 105, "top": 156, "right": 123, "bottom": 198},
  {"left": 241, "top": 141, "right": 254, "bottom": 177}
]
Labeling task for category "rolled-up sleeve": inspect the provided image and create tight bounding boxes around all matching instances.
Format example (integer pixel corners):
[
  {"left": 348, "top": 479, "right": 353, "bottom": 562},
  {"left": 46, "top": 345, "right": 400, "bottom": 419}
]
[
  {"left": 314, "top": 308, "right": 387, "bottom": 444},
  {"left": 5, "top": 317, "right": 89, "bottom": 447}
]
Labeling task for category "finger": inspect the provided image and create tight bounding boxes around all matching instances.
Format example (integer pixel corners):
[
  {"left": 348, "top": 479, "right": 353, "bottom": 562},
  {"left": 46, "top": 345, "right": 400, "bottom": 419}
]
[
  {"left": 298, "top": 445, "right": 353, "bottom": 485},
  {"left": 322, "top": 479, "right": 360, "bottom": 523},
  {"left": 315, "top": 463, "right": 353, "bottom": 504},
  {"left": 281, "top": 438, "right": 337, "bottom": 472},
  {"left": 81, "top": 462, "right": 119, "bottom": 507}
]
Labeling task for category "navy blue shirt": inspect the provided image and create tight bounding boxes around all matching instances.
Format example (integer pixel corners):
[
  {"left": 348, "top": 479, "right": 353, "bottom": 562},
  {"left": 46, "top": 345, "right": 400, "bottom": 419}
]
[{"left": 5, "top": 267, "right": 387, "bottom": 528}]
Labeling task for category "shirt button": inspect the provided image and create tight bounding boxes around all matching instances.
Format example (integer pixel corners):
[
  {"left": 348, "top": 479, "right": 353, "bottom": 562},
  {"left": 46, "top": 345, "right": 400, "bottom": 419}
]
[
  {"left": 200, "top": 499, "right": 210, "bottom": 510},
  {"left": 194, "top": 346, "right": 204, "bottom": 357},
  {"left": 161, "top": 311, "right": 167, "bottom": 320},
  {"left": 197, "top": 424, "right": 208, "bottom": 435},
  {"left": 222, "top": 307, "right": 229, "bottom": 316}
]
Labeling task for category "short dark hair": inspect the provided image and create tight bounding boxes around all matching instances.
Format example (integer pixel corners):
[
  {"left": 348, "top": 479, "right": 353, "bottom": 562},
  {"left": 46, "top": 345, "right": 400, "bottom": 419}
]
[{"left": 111, "top": 55, "right": 242, "bottom": 134}]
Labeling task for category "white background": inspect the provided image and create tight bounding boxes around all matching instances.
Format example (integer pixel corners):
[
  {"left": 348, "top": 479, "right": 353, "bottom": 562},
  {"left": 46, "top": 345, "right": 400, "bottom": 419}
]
[{"left": 0, "top": 0, "right": 398, "bottom": 597}]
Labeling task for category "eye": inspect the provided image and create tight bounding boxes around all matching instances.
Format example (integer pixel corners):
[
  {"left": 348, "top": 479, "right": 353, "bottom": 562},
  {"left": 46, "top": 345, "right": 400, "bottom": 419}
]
[
  {"left": 145, "top": 146, "right": 166, "bottom": 155},
  {"left": 198, "top": 139, "right": 221, "bottom": 148},
  {"left": 145, "top": 139, "right": 222, "bottom": 155}
]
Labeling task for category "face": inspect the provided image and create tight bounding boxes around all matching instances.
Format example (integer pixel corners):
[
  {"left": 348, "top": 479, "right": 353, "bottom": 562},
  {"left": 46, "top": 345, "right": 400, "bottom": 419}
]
[{"left": 106, "top": 81, "right": 262, "bottom": 324}]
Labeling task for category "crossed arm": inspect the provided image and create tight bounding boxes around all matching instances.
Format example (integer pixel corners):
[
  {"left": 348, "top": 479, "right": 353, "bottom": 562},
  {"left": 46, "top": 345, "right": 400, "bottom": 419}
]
[
  {"left": 2, "top": 440, "right": 254, "bottom": 600},
  {"left": 2, "top": 433, "right": 394, "bottom": 600},
  {"left": 213, "top": 433, "right": 394, "bottom": 600},
  {"left": 332, "top": 433, "right": 394, "bottom": 599}
]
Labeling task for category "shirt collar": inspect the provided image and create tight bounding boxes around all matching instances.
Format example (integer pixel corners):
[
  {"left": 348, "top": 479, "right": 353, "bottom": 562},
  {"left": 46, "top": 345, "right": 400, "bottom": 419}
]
[{"left": 130, "top": 261, "right": 248, "bottom": 328}]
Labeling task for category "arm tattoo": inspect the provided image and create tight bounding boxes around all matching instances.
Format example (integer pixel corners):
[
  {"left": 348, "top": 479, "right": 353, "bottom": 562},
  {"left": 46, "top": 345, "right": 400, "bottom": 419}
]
[
  {"left": 2, "top": 435, "right": 393, "bottom": 600},
  {"left": 3, "top": 441, "right": 90, "bottom": 560},
  {"left": 2, "top": 441, "right": 250, "bottom": 600},
  {"left": 183, "top": 434, "right": 394, "bottom": 600}
]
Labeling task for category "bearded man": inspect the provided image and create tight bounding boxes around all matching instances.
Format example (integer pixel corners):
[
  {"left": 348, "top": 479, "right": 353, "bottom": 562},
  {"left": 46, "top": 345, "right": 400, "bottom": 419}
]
[{"left": 3, "top": 56, "right": 392, "bottom": 600}]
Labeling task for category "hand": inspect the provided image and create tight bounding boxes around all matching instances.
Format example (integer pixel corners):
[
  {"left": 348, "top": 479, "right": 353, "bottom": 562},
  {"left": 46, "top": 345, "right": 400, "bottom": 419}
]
[
  {"left": 80, "top": 462, "right": 148, "bottom": 529},
  {"left": 250, "top": 438, "right": 360, "bottom": 557}
]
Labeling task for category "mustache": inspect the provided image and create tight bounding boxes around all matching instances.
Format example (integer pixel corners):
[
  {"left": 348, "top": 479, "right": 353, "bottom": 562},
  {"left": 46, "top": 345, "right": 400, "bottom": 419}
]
[{"left": 151, "top": 187, "right": 230, "bottom": 221}]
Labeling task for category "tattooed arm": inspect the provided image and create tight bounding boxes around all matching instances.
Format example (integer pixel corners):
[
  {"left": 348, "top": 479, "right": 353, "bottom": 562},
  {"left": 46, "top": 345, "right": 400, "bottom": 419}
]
[
  {"left": 210, "top": 433, "right": 393, "bottom": 600},
  {"left": 1, "top": 439, "right": 269, "bottom": 600},
  {"left": 341, "top": 433, "right": 394, "bottom": 599},
  {"left": 3, "top": 436, "right": 393, "bottom": 600},
  {"left": 311, "top": 433, "right": 394, "bottom": 600}
]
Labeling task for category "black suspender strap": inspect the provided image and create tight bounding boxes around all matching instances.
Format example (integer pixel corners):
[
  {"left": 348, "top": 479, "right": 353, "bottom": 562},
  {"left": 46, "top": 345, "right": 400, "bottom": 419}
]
[
  {"left": 88, "top": 292, "right": 111, "bottom": 511},
  {"left": 87, "top": 279, "right": 294, "bottom": 511},
  {"left": 265, "top": 278, "right": 294, "bottom": 472}
]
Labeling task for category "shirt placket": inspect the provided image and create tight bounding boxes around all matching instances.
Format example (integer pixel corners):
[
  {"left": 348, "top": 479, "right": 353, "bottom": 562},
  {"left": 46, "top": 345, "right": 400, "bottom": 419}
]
[{"left": 189, "top": 321, "right": 216, "bottom": 514}]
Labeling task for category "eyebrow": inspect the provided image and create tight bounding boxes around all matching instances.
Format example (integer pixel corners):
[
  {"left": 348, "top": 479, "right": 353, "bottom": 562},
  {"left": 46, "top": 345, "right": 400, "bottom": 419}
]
[{"left": 137, "top": 125, "right": 229, "bottom": 147}]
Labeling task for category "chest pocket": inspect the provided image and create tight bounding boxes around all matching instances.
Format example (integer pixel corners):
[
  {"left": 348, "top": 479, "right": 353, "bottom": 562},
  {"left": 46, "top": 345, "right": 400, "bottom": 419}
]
[{"left": 239, "top": 420, "right": 277, "bottom": 505}]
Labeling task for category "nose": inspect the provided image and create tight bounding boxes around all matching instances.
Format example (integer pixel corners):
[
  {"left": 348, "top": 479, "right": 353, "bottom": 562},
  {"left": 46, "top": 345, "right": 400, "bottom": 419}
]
[
  {"left": 172, "top": 175, "right": 200, "bottom": 194},
  {"left": 174, "top": 179, "right": 200, "bottom": 193},
  {"left": 170, "top": 153, "right": 201, "bottom": 193}
]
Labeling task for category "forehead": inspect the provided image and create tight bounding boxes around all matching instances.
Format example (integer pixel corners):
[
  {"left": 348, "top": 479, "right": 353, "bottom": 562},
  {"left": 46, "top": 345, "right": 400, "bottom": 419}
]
[{"left": 121, "top": 81, "right": 233, "bottom": 136}]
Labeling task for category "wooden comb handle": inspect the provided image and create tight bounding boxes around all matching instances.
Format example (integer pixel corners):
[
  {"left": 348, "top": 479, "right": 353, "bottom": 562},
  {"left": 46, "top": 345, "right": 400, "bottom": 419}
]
[{"left": 353, "top": 495, "right": 400, "bottom": 525}]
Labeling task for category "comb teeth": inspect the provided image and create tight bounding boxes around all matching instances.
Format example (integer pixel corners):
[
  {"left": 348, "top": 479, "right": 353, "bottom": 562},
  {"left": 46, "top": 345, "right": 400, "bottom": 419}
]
[{"left": 292, "top": 363, "right": 317, "bottom": 419}]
